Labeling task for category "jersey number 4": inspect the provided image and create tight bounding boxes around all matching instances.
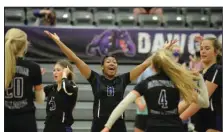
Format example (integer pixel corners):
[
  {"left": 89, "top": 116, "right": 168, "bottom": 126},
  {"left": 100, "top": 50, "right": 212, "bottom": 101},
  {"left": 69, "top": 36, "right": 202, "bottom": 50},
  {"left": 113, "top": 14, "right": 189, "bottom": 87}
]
[
  {"left": 158, "top": 89, "right": 168, "bottom": 109},
  {"left": 5, "top": 77, "right": 24, "bottom": 99}
]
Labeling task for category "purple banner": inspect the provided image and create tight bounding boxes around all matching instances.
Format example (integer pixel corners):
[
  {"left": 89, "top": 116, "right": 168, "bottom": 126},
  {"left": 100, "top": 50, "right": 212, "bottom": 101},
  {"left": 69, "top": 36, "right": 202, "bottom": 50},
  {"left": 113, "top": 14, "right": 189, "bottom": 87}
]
[{"left": 4, "top": 25, "right": 222, "bottom": 64}]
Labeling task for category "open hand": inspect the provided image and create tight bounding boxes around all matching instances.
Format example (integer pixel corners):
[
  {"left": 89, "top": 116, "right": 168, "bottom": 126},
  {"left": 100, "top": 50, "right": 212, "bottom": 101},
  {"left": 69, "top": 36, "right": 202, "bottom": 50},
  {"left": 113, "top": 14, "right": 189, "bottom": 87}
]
[
  {"left": 191, "top": 68, "right": 200, "bottom": 76},
  {"left": 41, "top": 68, "right": 46, "bottom": 75},
  {"left": 44, "top": 30, "right": 60, "bottom": 42},
  {"left": 194, "top": 35, "right": 203, "bottom": 43},
  {"left": 63, "top": 66, "right": 71, "bottom": 76},
  {"left": 163, "top": 40, "right": 178, "bottom": 50}
]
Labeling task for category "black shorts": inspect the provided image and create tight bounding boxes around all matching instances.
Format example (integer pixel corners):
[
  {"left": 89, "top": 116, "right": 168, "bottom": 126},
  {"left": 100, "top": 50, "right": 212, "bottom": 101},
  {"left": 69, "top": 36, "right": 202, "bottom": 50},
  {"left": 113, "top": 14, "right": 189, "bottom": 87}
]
[
  {"left": 216, "top": 115, "right": 222, "bottom": 131},
  {"left": 145, "top": 126, "right": 186, "bottom": 132},
  {"left": 44, "top": 121, "right": 73, "bottom": 132},
  {"left": 91, "top": 117, "right": 127, "bottom": 132},
  {"left": 5, "top": 112, "right": 37, "bottom": 132},
  {"left": 192, "top": 108, "right": 221, "bottom": 131},
  {"left": 134, "top": 115, "right": 148, "bottom": 131}
]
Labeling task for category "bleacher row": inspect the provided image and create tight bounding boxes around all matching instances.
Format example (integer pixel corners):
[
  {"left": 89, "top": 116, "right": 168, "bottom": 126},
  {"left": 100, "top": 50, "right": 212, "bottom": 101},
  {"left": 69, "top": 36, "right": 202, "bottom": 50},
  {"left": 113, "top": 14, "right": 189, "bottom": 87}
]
[
  {"left": 5, "top": 7, "right": 223, "bottom": 29},
  {"left": 37, "top": 64, "right": 137, "bottom": 132}
]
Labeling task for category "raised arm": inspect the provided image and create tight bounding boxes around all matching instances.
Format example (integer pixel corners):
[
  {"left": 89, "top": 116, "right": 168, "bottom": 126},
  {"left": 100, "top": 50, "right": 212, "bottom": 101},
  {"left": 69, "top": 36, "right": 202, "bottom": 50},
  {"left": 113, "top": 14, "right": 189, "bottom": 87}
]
[
  {"left": 62, "top": 66, "right": 78, "bottom": 96},
  {"left": 33, "top": 9, "right": 51, "bottom": 17},
  {"left": 129, "top": 40, "right": 177, "bottom": 82},
  {"left": 129, "top": 56, "right": 152, "bottom": 81},
  {"left": 194, "top": 35, "right": 203, "bottom": 44},
  {"left": 44, "top": 30, "right": 91, "bottom": 79}
]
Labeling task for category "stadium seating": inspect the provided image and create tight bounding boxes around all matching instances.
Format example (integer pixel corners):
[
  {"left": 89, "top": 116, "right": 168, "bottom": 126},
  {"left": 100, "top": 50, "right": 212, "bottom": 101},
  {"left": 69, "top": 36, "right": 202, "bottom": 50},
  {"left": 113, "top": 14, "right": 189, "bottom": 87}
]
[
  {"left": 186, "top": 13, "right": 210, "bottom": 29},
  {"left": 94, "top": 11, "right": 115, "bottom": 27},
  {"left": 4, "top": 7, "right": 222, "bottom": 29},
  {"left": 163, "top": 13, "right": 186, "bottom": 28},
  {"left": 211, "top": 13, "right": 223, "bottom": 29},
  {"left": 72, "top": 11, "right": 94, "bottom": 26},
  {"left": 138, "top": 14, "right": 162, "bottom": 28},
  {"left": 5, "top": 7, "right": 25, "bottom": 25},
  {"left": 116, "top": 12, "right": 137, "bottom": 27}
]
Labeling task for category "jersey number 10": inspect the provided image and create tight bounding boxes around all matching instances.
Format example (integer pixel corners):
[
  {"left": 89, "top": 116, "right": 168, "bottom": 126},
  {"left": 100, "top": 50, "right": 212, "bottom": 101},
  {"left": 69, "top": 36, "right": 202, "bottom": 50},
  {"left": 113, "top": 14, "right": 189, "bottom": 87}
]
[
  {"left": 158, "top": 89, "right": 168, "bottom": 109},
  {"left": 5, "top": 77, "right": 24, "bottom": 99}
]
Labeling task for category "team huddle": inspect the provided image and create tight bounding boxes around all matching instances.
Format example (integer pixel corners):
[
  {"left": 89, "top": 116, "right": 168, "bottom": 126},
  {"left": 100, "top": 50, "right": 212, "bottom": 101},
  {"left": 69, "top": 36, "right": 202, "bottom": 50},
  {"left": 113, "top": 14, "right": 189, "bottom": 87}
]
[{"left": 5, "top": 28, "right": 222, "bottom": 132}]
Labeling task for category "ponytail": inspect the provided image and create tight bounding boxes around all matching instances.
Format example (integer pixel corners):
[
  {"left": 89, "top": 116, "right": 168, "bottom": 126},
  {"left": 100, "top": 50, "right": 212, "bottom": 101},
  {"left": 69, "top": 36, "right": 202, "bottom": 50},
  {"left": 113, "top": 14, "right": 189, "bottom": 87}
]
[
  {"left": 5, "top": 39, "right": 16, "bottom": 88},
  {"left": 152, "top": 49, "right": 199, "bottom": 104},
  {"left": 5, "top": 28, "right": 28, "bottom": 89}
]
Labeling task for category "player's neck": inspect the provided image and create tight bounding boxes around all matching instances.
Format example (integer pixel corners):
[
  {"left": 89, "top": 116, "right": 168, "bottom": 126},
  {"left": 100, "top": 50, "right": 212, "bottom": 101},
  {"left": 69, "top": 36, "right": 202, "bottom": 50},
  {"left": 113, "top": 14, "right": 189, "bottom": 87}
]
[
  {"left": 103, "top": 74, "right": 115, "bottom": 80},
  {"left": 202, "top": 60, "right": 216, "bottom": 74},
  {"left": 57, "top": 83, "right": 62, "bottom": 91}
]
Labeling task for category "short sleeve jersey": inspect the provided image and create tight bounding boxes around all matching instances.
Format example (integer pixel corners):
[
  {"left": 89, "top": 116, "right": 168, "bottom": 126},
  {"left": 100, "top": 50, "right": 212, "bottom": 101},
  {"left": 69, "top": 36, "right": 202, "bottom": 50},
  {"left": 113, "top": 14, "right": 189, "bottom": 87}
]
[
  {"left": 134, "top": 72, "right": 182, "bottom": 127},
  {"left": 203, "top": 63, "right": 222, "bottom": 115},
  {"left": 5, "top": 57, "right": 42, "bottom": 115},
  {"left": 87, "top": 70, "right": 131, "bottom": 118},
  {"left": 44, "top": 79, "right": 78, "bottom": 126}
]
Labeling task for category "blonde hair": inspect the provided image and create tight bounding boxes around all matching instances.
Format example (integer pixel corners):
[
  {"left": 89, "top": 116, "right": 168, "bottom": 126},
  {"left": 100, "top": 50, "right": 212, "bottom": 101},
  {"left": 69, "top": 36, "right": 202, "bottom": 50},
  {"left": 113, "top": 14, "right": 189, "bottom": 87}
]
[
  {"left": 152, "top": 49, "right": 199, "bottom": 104},
  {"left": 5, "top": 28, "right": 28, "bottom": 88}
]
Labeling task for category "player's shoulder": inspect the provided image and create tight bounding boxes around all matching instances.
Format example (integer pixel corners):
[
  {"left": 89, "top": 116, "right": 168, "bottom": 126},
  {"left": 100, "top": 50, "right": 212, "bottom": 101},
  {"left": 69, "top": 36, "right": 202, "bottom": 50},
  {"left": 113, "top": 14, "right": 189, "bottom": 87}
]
[
  {"left": 21, "top": 59, "right": 41, "bottom": 69},
  {"left": 117, "top": 72, "right": 129, "bottom": 78},
  {"left": 216, "top": 64, "right": 222, "bottom": 72},
  {"left": 208, "top": 63, "right": 221, "bottom": 71},
  {"left": 205, "top": 64, "right": 222, "bottom": 77},
  {"left": 146, "top": 72, "right": 162, "bottom": 80}
]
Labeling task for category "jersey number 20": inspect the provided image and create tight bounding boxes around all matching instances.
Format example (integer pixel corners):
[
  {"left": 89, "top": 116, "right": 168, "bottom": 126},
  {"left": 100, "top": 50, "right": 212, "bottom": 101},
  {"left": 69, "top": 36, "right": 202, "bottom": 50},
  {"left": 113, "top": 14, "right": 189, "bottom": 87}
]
[
  {"left": 5, "top": 77, "right": 24, "bottom": 99},
  {"left": 158, "top": 89, "right": 168, "bottom": 109}
]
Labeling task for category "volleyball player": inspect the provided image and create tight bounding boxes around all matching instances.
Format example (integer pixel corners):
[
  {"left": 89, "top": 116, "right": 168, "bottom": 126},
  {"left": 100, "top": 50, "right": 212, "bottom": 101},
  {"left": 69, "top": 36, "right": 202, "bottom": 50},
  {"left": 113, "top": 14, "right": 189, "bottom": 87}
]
[
  {"left": 5, "top": 28, "right": 45, "bottom": 132},
  {"left": 180, "top": 37, "right": 222, "bottom": 132},
  {"left": 134, "top": 67, "right": 154, "bottom": 132},
  {"left": 101, "top": 49, "right": 209, "bottom": 132},
  {"left": 43, "top": 60, "right": 78, "bottom": 132},
  {"left": 134, "top": 43, "right": 185, "bottom": 132}
]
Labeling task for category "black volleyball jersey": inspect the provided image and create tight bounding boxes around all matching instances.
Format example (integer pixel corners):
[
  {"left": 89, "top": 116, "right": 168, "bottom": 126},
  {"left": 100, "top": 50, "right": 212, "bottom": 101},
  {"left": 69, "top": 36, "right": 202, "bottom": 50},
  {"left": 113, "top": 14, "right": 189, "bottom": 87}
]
[
  {"left": 203, "top": 63, "right": 222, "bottom": 115},
  {"left": 5, "top": 57, "right": 42, "bottom": 115},
  {"left": 87, "top": 70, "right": 131, "bottom": 118},
  {"left": 134, "top": 72, "right": 183, "bottom": 127},
  {"left": 44, "top": 78, "right": 78, "bottom": 126}
]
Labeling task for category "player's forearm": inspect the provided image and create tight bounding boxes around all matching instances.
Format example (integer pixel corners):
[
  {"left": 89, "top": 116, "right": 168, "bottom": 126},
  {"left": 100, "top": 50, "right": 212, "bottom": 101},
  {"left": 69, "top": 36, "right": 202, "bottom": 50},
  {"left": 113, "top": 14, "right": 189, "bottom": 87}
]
[
  {"left": 197, "top": 74, "right": 209, "bottom": 108},
  {"left": 178, "top": 100, "right": 189, "bottom": 114},
  {"left": 135, "top": 97, "right": 146, "bottom": 111},
  {"left": 54, "top": 39, "right": 79, "bottom": 62},
  {"left": 130, "top": 56, "right": 152, "bottom": 81},
  {"left": 180, "top": 103, "right": 200, "bottom": 120},
  {"left": 105, "top": 92, "right": 137, "bottom": 129},
  {"left": 35, "top": 89, "right": 45, "bottom": 104},
  {"left": 61, "top": 78, "right": 78, "bottom": 95},
  {"left": 54, "top": 40, "right": 91, "bottom": 79}
]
